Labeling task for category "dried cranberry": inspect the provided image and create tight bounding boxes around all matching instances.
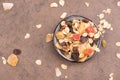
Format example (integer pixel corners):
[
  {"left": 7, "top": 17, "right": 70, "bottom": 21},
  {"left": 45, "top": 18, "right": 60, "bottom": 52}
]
[
  {"left": 13, "top": 49, "right": 21, "bottom": 55},
  {"left": 80, "top": 36, "right": 88, "bottom": 43}
]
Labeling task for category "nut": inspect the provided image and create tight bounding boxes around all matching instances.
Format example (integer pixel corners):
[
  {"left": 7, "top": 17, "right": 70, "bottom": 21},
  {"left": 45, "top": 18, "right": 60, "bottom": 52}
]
[{"left": 45, "top": 33, "right": 53, "bottom": 42}]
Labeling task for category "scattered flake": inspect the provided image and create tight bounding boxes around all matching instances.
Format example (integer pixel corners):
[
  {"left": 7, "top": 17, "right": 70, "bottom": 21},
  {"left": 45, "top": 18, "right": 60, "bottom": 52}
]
[
  {"left": 7, "top": 54, "right": 19, "bottom": 67},
  {"left": 2, "top": 3, "right": 14, "bottom": 11},
  {"left": 117, "top": 1, "right": 120, "bottom": 6},
  {"left": 115, "top": 42, "right": 120, "bottom": 47},
  {"left": 102, "top": 8, "right": 111, "bottom": 14},
  {"left": 109, "top": 73, "right": 114, "bottom": 80},
  {"left": 2, "top": 57, "right": 7, "bottom": 64},
  {"left": 50, "top": 2, "right": 58, "bottom": 7},
  {"left": 101, "top": 40, "right": 107, "bottom": 47},
  {"left": 59, "top": 0, "right": 65, "bottom": 7},
  {"left": 82, "top": 32, "right": 88, "bottom": 37},
  {"left": 85, "top": 2, "right": 89, "bottom": 7},
  {"left": 35, "top": 59, "right": 42, "bottom": 65},
  {"left": 36, "top": 24, "right": 42, "bottom": 29},
  {"left": 95, "top": 47, "right": 100, "bottom": 52},
  {"left": 60, "top": 12, "right": 67, "bottom": 19},
  {"left": 61, "top": 64, "right": 67, "bottom": 70},
  {"left": 97, "top": 13, "right": 104, "bottom": 19},
  {"left": 110, "top": 27, "right": 113, "bottom": 31},
  {"left": 55, "top": 67, "right": 62, "bottom": 77},
  {"left": 116, "top": 53, "right": 120, "bottom": 59},
  {"left": 13, "top": 49, "right": 21, "bottom": 55},
  {"left": 45, "top": 33, "right": 53, "bottom": 42},
  {"left": 65, "top": 75, "right": 68, "bottom": 78},
  {"left": 24, "top": 33, "right": 30, "bottom": 39}
]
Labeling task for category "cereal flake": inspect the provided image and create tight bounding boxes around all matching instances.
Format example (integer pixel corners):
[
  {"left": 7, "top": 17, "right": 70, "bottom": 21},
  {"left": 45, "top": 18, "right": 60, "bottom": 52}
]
[
  {"left": 24, "top": 33, "right": 30, "bottom": 39},
  {"left": 117, "top": 1, "right": 120, "bottom": 6},
  {"left": 115, "top": 42, "right": 120, "bottom": 47},
  {"left": 2, "top": 57, "right": 7, "bottom": 64},
  {"left": 55, "top": 67, "right": 62, "bottom": 77},
  {"left": 2, "top": 3, "right": 14, "bottom": 11},
  {"left": 61, "top": 64, "right": 67, "bottom": 69},
  {"left": 45, "top": 33, "right": 53, "bottom": 42},
  {"left": 36, "top": 24, "right": 42, "bottom": 29},
  {"left": 116, "top": 53, "right": 120, "bottom": 59}
]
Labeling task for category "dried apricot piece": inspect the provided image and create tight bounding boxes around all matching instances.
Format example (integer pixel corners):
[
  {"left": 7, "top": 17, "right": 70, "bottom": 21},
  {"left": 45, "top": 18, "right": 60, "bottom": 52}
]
[{"left": 7, "top": 54, "right": 19, "bottom": 67}]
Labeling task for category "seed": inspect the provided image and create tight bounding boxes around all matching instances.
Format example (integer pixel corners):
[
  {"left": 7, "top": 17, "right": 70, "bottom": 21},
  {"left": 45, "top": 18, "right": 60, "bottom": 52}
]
[
  {"left": 60, "top": 12, "right": 67, "bottom": 19},
  {"left": 101, "top": 40, "right": 107, "bottom": 47},
  {"left": 61, "top": 64, "right": 67, "bottom": 69},
  {"left": 59, "top": 0, "right": 65, "bottom": 7},
  {"left": 50, "top": 2, "right": 58, "bottom": 7},
  {"left": 2, "top": 3, "right": 14, "bottom": 11},
  {"left": 55, "top": 67, "right": 62, "bottom": 77},
  {"left": 115, "top": 42, "right": 120, "bottom": 47}
]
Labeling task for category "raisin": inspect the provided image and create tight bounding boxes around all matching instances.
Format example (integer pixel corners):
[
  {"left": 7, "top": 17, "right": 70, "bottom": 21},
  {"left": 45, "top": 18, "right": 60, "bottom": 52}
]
[
  {"left": 66, "top": 21, "right": 72, "bottom": 28},
  {"left": 80, "top": 36, "right": 88, "bottom": 43},
  {"left": 13, "top": 49, "right": 21, "bottom": 55},
  {"left": 90, "top": 39, "right": 99, "bottom": 46},
  {"left": 71, "top": 52, "right": 79, "bottom": 61},
  {"left": 60, "top": 42, "right": 67, "bottom": 46},
  {"left": 82, "top": 19, "right": 89, "bottom": 23}
]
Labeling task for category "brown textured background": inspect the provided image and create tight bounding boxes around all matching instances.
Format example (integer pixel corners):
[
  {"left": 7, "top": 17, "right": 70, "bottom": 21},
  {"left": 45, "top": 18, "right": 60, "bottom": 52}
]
[{"left": 0, "top": 0, "right": 120, "bottom": 80}]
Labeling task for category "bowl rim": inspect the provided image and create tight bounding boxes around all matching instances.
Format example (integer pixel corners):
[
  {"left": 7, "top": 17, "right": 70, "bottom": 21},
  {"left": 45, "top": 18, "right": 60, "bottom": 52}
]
[{"left": 53, "top": 15, "right": 101, "bottom": 63}]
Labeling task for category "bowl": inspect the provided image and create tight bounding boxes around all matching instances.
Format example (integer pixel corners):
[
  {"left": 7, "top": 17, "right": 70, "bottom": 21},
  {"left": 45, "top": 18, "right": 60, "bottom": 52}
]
[{"left": 53, "top": 15, "right": 100, "bottom": 62}]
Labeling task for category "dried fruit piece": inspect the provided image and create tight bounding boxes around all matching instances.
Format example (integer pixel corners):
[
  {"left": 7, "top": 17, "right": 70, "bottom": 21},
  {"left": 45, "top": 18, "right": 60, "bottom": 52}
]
[
  {"left": 36, "top": 24, "right": 42, "bottom": 29},
  {"left": 72, "top": 34, "right": 81, "bottom": 40},
  {"left": 61, "top": 64, "right": 67, "bottom": 69},
  {"left": 116, "top": 53, "right": 120, "bottom": 59},
  {"left": 60, "top": 12, "right": 67, "bottom": 19},
  {"left": 35, "top": 59, "right": 42, "bottom": 65},
  {"left": 24, "top": 33, "right": 30, "bottom": 39},
  {"left": 2, "top": 3, "right": 14, "bottom": 11},
  {"left": 84, "top": 48, "right": 93, "bottom": 56},
  {"left": 56, "top": 31, "right": 65, "bottom": 39},
  {"left": 45, "top": 33, "right": 53, "bottom": 42},
  {"left": 59, "top": 0, "right": 65, "bottom": 7},
  {"left": 85, "top": 2, "right": 89, "bottom": 7},
  {"left": 13, "top": 49, "right": 21, "bottom": 55},
  {"left": 115, "top": 42, "right": 120, "bottom": 47},
  {"left": 101, "top": 40, "right": 107, "bottom": 47},
  {"left": 55, "top": 67, "right": 62, "bottom": 77},
  {"left": 50, "top": 2, "right": 58, "bottom": 7},
  {"left": 7, "top": 54, "right": 18, "bottom": 67},
  {"left": 71, "top": 52, "right": 79, "bottom": 61},
  {"left": 79, "top": 56, "right": 87, "bottom": 62},
  {"left": 117, "top": 1, "right": 120, "bottom": 6}
]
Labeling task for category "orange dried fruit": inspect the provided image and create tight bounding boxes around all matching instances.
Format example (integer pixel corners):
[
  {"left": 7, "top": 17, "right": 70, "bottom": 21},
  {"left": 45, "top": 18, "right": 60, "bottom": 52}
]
[{"left": 7, "top": 54, "right": 18, "bottom": 67}]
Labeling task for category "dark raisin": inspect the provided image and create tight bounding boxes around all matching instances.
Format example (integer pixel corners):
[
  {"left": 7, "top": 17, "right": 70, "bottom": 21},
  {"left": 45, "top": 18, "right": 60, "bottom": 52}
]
[
  {"left": 66, "top": 21, "right": 72, "bottom": 28},
  {"left": 13, "top": 49, "right": 21, "bottom": 55},
  {"left": 60, "top": 42, "right": 67, "bottom": 46},
  {"left": 82, "top": 19, "right": 89, "bottom": 23},
  {"left": 71, "top": 52, "right": 79, "bottom": 61},
  {"left": 90, "top": 39, "right": 99, "bottom": 46},
  {"left": 80, "top": 36, "right": 88, "bottom": 43}
]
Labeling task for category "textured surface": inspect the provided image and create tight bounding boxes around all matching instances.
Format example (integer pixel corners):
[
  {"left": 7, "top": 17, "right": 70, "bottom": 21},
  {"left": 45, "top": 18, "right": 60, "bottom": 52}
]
[{"left": 0, "top": 0, "right": 120, "bottom": 80}]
